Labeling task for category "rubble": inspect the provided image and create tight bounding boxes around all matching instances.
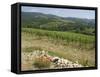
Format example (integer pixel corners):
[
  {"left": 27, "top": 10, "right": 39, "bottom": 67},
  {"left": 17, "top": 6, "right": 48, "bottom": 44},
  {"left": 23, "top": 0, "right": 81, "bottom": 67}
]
[{"left": 22, "top": 50, "right": 83, "bottom": 69}]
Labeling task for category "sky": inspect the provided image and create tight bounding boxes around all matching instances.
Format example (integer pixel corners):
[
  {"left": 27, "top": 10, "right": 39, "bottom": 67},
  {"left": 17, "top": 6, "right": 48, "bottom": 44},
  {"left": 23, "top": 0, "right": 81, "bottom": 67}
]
[{"left": 21, "top": 6, "right": 95, "bottom": 19}]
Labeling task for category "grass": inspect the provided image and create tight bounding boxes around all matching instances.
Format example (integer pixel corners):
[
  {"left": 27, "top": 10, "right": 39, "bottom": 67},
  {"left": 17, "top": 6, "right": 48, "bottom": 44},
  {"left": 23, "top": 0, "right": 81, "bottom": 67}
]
[
  {"left": 22, "top": 28, "right": 94, "bottom": 43},
  {"left": 22, "top": 47, "right": 43, "bottom": 52},
  {"left": 48, "top": 50, "right": 94, "bottom": 66},
  {"left": 33, "top": 56, "right": 51, "bottom": 69},
  {"left": 21, "top": 28, "right": 95, "bottom": 70},
  {"left": 22, "top": 28, "right": 95, "bottom": 49}
]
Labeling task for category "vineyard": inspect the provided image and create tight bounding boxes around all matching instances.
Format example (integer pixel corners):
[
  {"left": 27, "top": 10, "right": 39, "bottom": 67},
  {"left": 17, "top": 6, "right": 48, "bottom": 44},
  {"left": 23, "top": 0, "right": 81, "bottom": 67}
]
[
  {"left": 21, "top": 12, "right": 95, "bottom": 71},
  {"left": 22, "top": 28, "right": 95, "bottom": 49},
  {"left": 21, "top": 28, "right": 95, "bottom": 71}
]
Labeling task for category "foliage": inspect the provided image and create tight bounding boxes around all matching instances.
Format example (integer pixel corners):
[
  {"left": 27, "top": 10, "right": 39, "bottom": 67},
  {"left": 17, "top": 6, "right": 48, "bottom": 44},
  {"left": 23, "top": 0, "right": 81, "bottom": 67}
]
[
  {"left": 33, "top": 56, "right": 51, "bottom": 69},
  {"left": 22, "top": 12, "right": 95, "bottom": 35},
  {"left": 22, "top": 28, "right": 95, "bottom": 48}
]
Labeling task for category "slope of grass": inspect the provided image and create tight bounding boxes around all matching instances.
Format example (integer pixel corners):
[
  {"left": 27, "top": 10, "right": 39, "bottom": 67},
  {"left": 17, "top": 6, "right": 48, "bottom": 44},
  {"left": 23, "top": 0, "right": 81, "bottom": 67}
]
[
  {"left": 21, "top": 28, "right": 95, "bottom": 68},
  {"left": 22, "top": 28, "right": 95, "bottom": 49}
]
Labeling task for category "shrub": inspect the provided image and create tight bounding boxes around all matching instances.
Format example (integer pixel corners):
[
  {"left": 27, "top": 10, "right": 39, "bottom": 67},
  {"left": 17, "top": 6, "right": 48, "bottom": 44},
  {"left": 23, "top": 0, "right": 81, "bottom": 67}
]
[{"left": 33, "top": 56, "right": 51, "bottom": 69}]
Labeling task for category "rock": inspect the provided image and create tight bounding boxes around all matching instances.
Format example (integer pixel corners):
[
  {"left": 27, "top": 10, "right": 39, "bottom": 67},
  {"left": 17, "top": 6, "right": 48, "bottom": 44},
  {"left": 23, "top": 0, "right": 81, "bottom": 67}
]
[{"left": 22, "top": 50, "right": 84, "bottom": 69}]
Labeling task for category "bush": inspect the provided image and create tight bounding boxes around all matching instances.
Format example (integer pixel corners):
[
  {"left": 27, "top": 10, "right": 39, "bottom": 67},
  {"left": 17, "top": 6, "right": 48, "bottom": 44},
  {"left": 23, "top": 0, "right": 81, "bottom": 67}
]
[{"left": 33, "top": 56, "right": 51, "bottom": 69}]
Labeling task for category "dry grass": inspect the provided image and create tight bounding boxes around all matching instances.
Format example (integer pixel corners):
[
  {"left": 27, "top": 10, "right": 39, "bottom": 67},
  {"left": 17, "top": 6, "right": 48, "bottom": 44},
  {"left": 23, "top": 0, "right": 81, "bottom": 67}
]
[
  {"left": 33, "top": 56, "right": 51, "bottom": 69},
  {"left": 21, "top": 29, "right": 95, "bottom": 71}
]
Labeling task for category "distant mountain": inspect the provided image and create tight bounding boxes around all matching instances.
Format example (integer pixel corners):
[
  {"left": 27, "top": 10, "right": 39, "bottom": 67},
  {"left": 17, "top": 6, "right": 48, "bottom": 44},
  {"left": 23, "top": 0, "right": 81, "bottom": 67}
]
[
  {"left": 21, "top": 12, "right": 95, "bottom": 35},
  {"left": 64, "top": 17, "right": 95, "bottom": 27}
]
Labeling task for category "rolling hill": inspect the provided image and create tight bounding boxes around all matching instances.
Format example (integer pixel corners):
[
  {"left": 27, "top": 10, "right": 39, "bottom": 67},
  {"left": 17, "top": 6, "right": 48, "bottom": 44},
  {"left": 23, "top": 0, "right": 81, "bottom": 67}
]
[{"left": 21, "top": 12, "right": 95, "bottom": 35}]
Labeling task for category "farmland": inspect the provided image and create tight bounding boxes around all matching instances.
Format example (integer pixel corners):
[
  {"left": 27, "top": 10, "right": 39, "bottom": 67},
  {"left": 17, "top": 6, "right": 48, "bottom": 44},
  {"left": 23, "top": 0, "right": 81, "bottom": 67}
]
[
  {"left": 22, "top": 28, "right": 95, "bottom": 49},
  {"left": 21, "top": 28, "right": 95, "bottom": 71},
  {"left": 21, "top": 12, "right": 95, "bottom": 71}
]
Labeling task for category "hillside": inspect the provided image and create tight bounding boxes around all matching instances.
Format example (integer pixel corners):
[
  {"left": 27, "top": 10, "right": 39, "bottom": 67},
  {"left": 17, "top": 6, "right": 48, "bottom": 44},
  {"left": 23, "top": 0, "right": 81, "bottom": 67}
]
[
  {"left": 21, "top": 12, "right": 95, "bottom": 35},
  {"left": 21, "top": 12, "right": 95, "bottom": 70}
]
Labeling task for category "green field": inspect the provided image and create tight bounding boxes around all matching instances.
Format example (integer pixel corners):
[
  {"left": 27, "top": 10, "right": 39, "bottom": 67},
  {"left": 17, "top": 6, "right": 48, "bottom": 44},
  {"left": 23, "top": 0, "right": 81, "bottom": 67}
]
[
  {"left": 21, "top": 10, "right": 96, "bottom": 71},
  {"left": 21, "top": 28, "right": 95, "bottom": 70},
  {"left": 22, "top": 28, "right": 95, "bottom": 49}
]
